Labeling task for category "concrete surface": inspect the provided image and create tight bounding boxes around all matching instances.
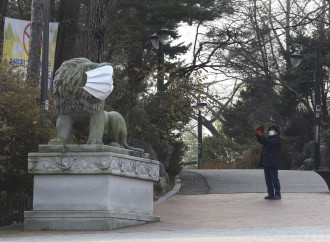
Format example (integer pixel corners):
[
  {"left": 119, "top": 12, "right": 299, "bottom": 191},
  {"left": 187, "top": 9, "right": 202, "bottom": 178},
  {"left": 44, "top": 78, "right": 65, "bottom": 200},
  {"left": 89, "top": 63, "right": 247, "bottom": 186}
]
[
  {"left": 1, "top": 169, "right": 330, "bottom": 241},
  {"left": 155, "top": 176, "right": 182, "bottom": 204},
  {"left": 32, "top": 175, "right": 154, "bottom": 213},
  {"left": 2, "top": 226, "right": 330, "bottom": 241},
  {"left": 179, "top": 169, "right": 329, "bottom": 194}
]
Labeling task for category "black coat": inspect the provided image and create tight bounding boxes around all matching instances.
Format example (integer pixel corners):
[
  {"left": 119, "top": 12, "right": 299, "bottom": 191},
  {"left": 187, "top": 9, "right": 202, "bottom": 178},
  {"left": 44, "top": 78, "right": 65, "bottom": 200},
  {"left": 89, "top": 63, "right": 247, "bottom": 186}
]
[{"left": 256, "top": 134, "right": 281, "bottom": 168}]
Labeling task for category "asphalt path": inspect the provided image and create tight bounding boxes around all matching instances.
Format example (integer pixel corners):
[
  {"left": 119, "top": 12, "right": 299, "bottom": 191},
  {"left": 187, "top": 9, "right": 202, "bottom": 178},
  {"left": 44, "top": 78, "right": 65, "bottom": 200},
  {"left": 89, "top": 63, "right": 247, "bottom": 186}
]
[{"left": 179, "top": 169, "right": 329, "bottom": 194}]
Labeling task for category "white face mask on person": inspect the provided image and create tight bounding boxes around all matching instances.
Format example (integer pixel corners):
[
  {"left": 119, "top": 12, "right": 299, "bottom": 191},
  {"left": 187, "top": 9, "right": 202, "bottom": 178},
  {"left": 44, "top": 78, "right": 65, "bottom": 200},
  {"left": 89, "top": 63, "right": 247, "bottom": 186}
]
[{"left": 269, "top": 130, "right": 275, "bottom": 136}]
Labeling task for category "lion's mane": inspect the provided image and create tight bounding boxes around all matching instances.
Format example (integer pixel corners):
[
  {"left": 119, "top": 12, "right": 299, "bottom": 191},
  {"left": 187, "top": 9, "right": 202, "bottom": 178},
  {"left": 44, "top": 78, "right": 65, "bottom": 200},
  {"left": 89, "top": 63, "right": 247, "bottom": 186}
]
[{"left": 53, "top": 58, "right": 110, "bottom": 115}]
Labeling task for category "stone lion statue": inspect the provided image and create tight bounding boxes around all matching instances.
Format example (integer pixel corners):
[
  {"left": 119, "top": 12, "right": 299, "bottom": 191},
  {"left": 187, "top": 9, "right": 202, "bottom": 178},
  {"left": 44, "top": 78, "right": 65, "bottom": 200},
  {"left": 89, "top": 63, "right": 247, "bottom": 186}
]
[
  {"left": 103, "top": 111, "right": 142, "bottom": 151},
  {"left": 49, "top": 58, "right": 110, "bottom": 145},
  {"left": 48, "top": 58, "right": 141, "bottom": 152}
]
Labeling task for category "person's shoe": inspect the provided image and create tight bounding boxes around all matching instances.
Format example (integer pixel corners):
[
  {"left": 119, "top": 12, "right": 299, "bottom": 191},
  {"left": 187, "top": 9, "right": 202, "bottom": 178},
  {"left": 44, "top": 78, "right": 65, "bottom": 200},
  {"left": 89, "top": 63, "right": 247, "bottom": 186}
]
[
  {"left": 264, "top": 195, "right": 274, "bottom": 200},
  {"left": 273, "top": 194, "right": 281, "bottom": 200}
]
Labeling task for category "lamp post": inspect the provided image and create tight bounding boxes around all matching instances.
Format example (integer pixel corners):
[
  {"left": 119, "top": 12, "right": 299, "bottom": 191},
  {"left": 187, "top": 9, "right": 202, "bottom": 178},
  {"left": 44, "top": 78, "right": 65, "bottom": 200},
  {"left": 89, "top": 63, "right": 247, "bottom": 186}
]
[
  {"left": 197, "top": 102, "right": 207, "bottom": 169},
  {"left": 150, "top": 29, "right": 173, "bottom": 92},
  {"left": 290, "top": 46, "right": 322, "bottom": 170},
  {"left": 40, "top": 0, "right": 50, "bottom": 120}
]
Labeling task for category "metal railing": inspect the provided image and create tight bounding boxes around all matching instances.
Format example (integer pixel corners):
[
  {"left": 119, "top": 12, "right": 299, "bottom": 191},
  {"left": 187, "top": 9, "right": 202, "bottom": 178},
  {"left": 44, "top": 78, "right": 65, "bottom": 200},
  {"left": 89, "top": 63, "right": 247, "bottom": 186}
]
[{"left": 0, "top": 193, "right": 31, "bottom": 226}]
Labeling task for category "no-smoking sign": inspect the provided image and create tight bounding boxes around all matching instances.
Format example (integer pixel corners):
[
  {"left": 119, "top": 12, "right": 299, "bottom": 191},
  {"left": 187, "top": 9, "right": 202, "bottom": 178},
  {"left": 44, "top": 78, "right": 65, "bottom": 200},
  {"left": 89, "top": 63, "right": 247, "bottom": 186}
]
[
  {"left": 23, "top": 23, "right": 31, "bottom": 56},
  {"left": 4, "top": 17, "right": 58, "bottom": 74},
  {"left": 23, "top": 23, "right": 43, "bottom": 56}
]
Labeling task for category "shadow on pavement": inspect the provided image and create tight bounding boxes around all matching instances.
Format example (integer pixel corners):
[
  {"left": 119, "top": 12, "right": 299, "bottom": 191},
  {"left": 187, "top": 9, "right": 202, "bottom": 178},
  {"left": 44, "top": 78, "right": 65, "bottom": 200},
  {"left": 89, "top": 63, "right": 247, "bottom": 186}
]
[{"left": 179, "top": 170, "right": 210, "bottom": 195}]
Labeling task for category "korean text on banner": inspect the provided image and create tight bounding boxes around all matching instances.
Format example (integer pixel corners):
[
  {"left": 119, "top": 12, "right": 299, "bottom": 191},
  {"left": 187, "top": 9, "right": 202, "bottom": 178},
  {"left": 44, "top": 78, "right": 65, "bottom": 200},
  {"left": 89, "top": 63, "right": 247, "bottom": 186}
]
[{"left": 2, "top": 17, "right": 59, "bottom": 83}]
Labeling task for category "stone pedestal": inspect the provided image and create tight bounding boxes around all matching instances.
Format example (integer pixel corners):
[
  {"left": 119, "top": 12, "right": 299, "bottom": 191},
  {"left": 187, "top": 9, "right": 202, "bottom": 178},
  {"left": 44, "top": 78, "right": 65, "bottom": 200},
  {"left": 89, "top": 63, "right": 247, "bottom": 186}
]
[{"left": 24, "top": 145, "right": 160, "bottom": 231}]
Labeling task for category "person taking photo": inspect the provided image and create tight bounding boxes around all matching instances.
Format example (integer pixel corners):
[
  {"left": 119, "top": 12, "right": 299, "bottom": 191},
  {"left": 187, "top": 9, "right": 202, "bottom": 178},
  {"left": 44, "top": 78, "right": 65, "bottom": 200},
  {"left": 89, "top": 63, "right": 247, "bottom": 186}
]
[{"left": 256, "top": 125, "right": 282, "bottom": 200}]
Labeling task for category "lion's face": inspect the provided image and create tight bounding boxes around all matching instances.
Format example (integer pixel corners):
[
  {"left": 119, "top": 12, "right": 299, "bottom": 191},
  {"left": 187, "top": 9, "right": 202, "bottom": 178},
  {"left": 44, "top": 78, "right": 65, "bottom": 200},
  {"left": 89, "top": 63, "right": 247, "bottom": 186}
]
[{"left": 53, "top": 58, "right": 110, "bottom": 115}]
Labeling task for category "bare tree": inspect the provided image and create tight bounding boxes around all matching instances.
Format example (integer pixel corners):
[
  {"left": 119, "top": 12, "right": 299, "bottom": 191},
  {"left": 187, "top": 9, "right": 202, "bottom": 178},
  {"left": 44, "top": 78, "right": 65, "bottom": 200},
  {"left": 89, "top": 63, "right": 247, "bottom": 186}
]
[{"left": 181, "top": 0, "right": 329, "bottom": 136}]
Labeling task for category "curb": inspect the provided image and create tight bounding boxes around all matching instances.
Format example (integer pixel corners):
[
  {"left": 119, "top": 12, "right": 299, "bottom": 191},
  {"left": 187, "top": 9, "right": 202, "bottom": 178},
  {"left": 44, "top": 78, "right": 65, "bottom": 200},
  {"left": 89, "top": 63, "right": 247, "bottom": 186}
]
[{"left": 154, "top": 175, "right": 182, "bottom": 204}]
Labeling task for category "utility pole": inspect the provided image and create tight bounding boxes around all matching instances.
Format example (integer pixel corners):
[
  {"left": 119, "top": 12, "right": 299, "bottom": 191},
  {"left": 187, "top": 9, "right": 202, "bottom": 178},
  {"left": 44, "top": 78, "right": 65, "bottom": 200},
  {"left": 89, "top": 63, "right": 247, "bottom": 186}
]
[
  {"left": 198, "top": 108, "right": 202, "bottom": 169},
  {"left": 157, "top": 41, "right": 165, "bottom": 92},
  {"left": 40, "top": 0, "right": 50, "bottom": 120},
  {"left": 314, "top": 46, "right": 321, "bottom": 170},
  {"left": 197, "top": 102, "right": 207, "bottom": 169}
]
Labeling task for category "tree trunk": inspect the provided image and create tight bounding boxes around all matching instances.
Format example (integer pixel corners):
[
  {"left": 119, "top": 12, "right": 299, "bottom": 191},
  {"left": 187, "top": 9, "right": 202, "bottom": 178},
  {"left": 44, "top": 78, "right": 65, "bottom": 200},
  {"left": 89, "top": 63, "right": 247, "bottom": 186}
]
[
  {"left": 87, "top": 0, "right": 109, "bottom": 62},
  {"left": 50, "top": 0, "right": 56, "bottom": 21},
  {"left": 0, "top": 0, "right": 8, "bottom": 58},
  {"left": 54, "top": 0, "right": 81, "bottom": 72},
  {"left": 27, "top": 0, "right": 44, "bottom": 87}
]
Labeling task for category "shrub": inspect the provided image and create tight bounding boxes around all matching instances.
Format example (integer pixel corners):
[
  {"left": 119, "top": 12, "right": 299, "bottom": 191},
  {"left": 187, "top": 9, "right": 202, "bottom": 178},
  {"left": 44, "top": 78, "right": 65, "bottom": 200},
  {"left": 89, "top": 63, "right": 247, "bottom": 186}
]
[
  {"left": 166, "top": 139, "right": 186, "bottom": 178},
  {"left": 321, "top": 128, "right": 330, "bottom": 145},
  {"left": 233, "top": 144, "right": 262, "bottom": 169},
  {"left": 201, "top": 135, "right": 242, "bottom": 168},
  {"left": 0, "top": 64, "right": 55, "bottom": 225}
]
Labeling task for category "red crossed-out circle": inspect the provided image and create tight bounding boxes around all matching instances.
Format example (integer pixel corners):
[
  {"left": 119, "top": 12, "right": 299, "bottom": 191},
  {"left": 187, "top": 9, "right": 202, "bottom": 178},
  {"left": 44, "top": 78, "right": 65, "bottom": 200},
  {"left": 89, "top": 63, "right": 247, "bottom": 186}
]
[
  {"left": 23, "top": 23, "right": 31, "bottom": 56},
  {"left": 23, "top": 23, "right": 43, "bottom": 56}
]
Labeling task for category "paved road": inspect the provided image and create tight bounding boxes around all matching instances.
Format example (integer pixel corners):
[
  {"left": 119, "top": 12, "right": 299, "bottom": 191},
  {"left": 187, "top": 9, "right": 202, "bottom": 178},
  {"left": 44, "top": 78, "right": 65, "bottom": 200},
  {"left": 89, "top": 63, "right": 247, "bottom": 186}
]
[
  {"left": 2, "top": 192, "right": 330, "bottom": 241},
  {"left": 179, "top": 169, "right": 329, "bottom": 194},
  {"left": 1, "top": 169, "right": 330, "bottom": 241},
  {"left": 2, "top": 226, "right": 330, "bottom": 241}
]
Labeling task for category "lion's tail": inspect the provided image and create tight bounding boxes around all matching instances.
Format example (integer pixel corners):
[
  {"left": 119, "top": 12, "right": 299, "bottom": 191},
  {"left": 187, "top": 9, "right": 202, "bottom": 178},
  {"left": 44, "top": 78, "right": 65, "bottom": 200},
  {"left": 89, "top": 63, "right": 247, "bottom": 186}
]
[
  {"left": 122, "top": 142, "right": 144, "bottom": 152},
  {"left": 109, "top": 111, "right": 144, "bottom": 153}
]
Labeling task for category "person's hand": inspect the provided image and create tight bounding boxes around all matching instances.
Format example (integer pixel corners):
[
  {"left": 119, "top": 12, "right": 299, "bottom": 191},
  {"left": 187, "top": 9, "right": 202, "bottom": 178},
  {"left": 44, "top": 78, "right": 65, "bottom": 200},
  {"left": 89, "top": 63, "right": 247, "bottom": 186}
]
[
  {"left": 256, "top": 125, "right": 264, "bottom": 133},
  {"left": 257, "top": 130, "right": 263, "bottom": 136}
]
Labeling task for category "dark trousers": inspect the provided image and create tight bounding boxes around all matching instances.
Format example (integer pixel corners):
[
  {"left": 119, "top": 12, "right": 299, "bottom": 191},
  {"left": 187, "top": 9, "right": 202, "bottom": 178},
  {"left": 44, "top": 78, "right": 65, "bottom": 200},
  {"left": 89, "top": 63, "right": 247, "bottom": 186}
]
[{"left": 264, "top": 166, "right": 281, "bottom": 196}]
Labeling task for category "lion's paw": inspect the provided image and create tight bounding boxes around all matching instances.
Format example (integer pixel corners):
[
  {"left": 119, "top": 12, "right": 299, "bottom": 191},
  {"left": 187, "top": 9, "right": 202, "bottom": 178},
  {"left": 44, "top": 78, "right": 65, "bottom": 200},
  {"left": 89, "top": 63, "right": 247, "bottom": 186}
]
[
  {"left": 109, "top": 142, "right": 122, "bottom": 148},
  {"left": 48, "top": 138, "right": 66, "bottom": 145},
  {"left": 87, "top": 138, "right": 104, "bottom": 145}
]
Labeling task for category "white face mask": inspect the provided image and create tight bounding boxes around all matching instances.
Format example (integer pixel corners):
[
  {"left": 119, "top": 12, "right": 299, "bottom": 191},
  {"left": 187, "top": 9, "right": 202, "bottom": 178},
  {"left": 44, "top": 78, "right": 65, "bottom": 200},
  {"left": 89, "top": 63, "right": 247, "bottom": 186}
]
[{"left": 269, "top": 131, "right": 275, "bottom": 136}]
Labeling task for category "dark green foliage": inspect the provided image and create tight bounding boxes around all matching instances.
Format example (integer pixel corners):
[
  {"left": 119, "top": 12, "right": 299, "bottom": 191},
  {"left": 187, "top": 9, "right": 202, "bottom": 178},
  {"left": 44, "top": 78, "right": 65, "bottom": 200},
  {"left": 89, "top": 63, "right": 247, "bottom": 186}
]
[
  {"left": 166, "top": 139, "right": 186, "bottom": 178},
  {"left": 142, "top": 79, "right": 194, "bottom": 141},
  {"left": 104, "top": 0, "right": 234, "bottom": 113},
  {"left": 277, "top": 84, "right": 300, "bottom": 119},
  {"left": 290, "top": 28, "right": 330, "bottom": 116},
  {"left": 222, "top": 76, "right": 280, "bottom": 146},
  {"left": 6, "top": 0, "right": 32, "bottom": 20},
  {"left": 114, "top": 0, "right": 232, "bottom": 27},
  {"left": 140, "top": 74, "right": 198, "bottom": 177},
  {"left": 220, "top": 72, "right": 305, "bottom": 169},
  {"left": 321, "top": 129, "right": 330, "bottom": 145},
  {"left": 202, "top": 136, "right": 223, "bottom": 164},
  {"left": 85, "top": 0, "right": 234, "bottom": 177},
  {"left": 0, "top": 64, "right": 55, "bottom": 225},
  {"left": 4, "top": 0, "right": 234, "bottom": 181},
  {"left": 221, "top": 71, "right": 315, "bottom": 169},
  {"left": 201, "top": 135, "right": 241, "bottom": 167},
  {"left": 278, "top": 136, "right": 303, "bottom": 170},
  {"left": 233, "top": 143, "right": 261, "bottom": 169}
]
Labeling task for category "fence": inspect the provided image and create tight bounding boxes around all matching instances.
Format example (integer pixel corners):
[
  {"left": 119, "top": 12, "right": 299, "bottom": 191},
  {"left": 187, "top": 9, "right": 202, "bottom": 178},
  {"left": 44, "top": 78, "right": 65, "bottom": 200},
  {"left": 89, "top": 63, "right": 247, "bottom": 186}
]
[{"left": 0, "top": 193, "right": 32, "bottom": 226}]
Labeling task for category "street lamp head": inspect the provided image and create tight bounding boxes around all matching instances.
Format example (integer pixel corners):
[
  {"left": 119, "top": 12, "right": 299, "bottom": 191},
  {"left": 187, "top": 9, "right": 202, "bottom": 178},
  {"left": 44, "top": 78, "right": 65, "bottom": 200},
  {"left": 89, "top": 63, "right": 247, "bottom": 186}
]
[
  {"left": 150, "top": 29, "right": 174, "bottom": 49},
  {"left": 156, "top": 29, "right": 174, "bottom": 45},
  {"left": 150, "top": 33, "right": 160, "bottom": 49},
  {"left": 290, "top": 52, "right": 303, "bottom": 67},
  {"left": 197, "top": 102, "right": 207, "bottom": 110}
]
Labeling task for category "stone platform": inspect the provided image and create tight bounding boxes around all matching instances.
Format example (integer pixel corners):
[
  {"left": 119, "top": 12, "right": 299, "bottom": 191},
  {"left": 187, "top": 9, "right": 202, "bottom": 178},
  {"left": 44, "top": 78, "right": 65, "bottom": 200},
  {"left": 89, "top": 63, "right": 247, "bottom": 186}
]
[{"left": 24, "top": 144, "right": 160, "bottom": 231}]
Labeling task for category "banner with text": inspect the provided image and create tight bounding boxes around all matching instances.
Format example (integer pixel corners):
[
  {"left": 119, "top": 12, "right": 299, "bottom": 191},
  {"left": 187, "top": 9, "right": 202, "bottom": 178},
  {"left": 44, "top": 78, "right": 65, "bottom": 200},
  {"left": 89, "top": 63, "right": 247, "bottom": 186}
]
[{"left": 2, "top": 17, "right": 59, "bottom": 84}]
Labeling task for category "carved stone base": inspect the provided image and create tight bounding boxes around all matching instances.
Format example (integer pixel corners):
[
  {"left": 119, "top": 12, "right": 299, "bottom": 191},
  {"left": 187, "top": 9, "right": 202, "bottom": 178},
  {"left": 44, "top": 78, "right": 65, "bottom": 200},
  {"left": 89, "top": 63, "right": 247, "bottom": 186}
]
[{"left": 24, "top": 145, "right": 160, "bottom": 231}]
